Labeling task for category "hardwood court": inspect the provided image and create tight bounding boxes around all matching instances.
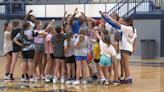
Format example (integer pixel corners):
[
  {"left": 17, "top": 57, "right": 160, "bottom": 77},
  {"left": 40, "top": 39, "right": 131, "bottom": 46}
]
[{"left": 0, "top": 55, "right": 164, "bottom": 92}]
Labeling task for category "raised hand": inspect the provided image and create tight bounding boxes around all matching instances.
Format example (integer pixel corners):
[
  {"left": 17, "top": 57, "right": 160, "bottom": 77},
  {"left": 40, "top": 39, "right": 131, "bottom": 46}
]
[
  {"left": 99, "top": 10, "right": 102, "bottom": 15},
  {"left": 28, "top": 10, "right": 33, "bottom": 13},
  {"left": 74, "top": 8, "right": 79, "bottom": 15},
  {"left": 86, "top": 17, "right": 90, "bottom": 21},
  {"left": 64, "top": 11, "right": 67, "bottom": 15},
  {"left": 81, "top": 12, "right": 86, "bottom": 17},
  {"left": 51, "top": 19, "right": 55, "bottom": 23}
]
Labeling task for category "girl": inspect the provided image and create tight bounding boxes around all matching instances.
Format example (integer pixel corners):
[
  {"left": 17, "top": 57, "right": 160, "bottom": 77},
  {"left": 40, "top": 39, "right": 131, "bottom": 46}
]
[
  {"left": 62, "top": 10, "right": 72, "bottom": 27},
  {"left": 51, "top": 25, "right": 66, "bottom": 84},
  {"left": 95, "top": 32, "right": 117, "bottom": 85},
  {"left": 33, "top": 20, "right": 47, "bottom": 80},
  {"left": 73, "top": 28, "right": 88, "bottom": 85},
  {"left": 9, "top": 19, "right": 23, "bottom": 83},
  {"left": 44, "top": 25, "right": 56, "bottom": 83},
  {"left": 13, "top": 22, "right": 47, "bottom": 82},
  {"left": 98, "top": 23, "right": 106, "bottom": 34},
  {"left": 3, "top": 22, "right": 12, "bottom": 80},
  {"left": 64, "top": 30, "right": 76, "bottom": 84},
  {"left": 102, "top": 11, "right": 137, "bottom": 83}
]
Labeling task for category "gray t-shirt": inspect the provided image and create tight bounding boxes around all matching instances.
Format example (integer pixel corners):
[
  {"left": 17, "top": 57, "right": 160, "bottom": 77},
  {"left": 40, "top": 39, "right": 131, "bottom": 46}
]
[
  {"left": 74, "top": 36, "right": 88, "bottom": 56},
  {"left": 51, "top": 34, "right": 66, "bottom": 57},
  {"left": 64, "top": 38, "right": 75, "bottom": 57}
]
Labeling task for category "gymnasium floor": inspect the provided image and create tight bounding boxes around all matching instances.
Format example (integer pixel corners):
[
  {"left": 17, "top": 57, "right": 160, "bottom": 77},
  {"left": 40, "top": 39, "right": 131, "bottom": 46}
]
[{"left": 0, "top": 55, "right": 164, "bottom": 92}]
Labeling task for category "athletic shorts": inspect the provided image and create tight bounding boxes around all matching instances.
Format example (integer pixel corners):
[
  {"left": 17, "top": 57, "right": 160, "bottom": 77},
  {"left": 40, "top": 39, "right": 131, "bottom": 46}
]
[
  {"left": 100, "top": 55, "right": 111, "bottom": 67},
  {"left": 111, "top": 57, "right": 120, "bottom": 62},
  {"left": 121, "top": 50, "right": 132, "bottom": 56},
  {"left": 45, "top": 54, "right": 55, "bottom": 59},
  {"left": 5, "top": 51, "right": 12, "bottom": 56},
  {"left": 54, "top": 56, "right": 65, "bottom": 59},
  {"left": 12, "top": 45, "right": 21, "bottom": 53},
  {"left": 35, "top": 43, "right": 45, "bottom": 54},
  {"left": 75, "top": 56, "right": 88, "bottom": 61},
  {"left": 94, "top": 59, "right": 100, "bottom": 63},
  {"left": 65, "top": 55, "right": 75, "bottom": 63},
  {"left": 22, "top": 50, "right": 34, "bottom": 62}
]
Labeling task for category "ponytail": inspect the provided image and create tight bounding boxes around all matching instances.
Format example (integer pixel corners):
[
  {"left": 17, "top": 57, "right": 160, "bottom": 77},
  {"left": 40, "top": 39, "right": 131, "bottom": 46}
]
[
  {"left": 79, "top": 34, "right": 84, "bottom": 43},
  {"left": 117, "top": 41, "right": 120, "bottom": 53},
  {"left": 66, "top": 30, "right": 73, "bottom": 48},
  {"left": 131, "top": 24, "right": 135, "bottom": 33},
  {"left": 114, "top": 33, "right": 121, "bottom": 53}
]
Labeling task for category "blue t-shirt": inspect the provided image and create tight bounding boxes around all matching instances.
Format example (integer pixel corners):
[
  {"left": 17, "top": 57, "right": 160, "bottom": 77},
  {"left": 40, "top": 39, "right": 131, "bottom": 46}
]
[{"left": 71, "top": 21, "right": 82, "bottom": 35}]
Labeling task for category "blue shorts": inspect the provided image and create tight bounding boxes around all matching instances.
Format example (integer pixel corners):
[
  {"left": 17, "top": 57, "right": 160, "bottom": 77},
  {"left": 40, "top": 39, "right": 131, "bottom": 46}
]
[
  {"left": 100, "top": 55, "right": 111, "bottom": 67},
  {"left": 75, "top": 56, "right": 88, "bottom": 61},
  {"left": 112, "top": 57, "right": 120, "bottom": 62}
]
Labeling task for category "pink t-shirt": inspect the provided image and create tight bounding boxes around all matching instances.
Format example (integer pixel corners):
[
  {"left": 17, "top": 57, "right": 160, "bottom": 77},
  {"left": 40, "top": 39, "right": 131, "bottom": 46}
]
[{"left": 45, "top": 34, "right": 54, "bottom": 54}]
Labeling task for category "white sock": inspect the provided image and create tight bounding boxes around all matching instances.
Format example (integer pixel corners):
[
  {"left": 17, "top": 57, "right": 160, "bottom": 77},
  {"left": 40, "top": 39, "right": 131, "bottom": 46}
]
[
  {"left": 128, "top": 76, "right": 131, "bottom": 79},
  {"left": 45, "top": 75, "right": 49, "bottom": 78},
  {"left": 61, "top": 76, "right": 64, "bottom": 79},
  {"left": 102, "top": 76, "right": 105, "bottom": 79},
  {"left": 54, "top": 76, "right": 57, "bottom": 79}
]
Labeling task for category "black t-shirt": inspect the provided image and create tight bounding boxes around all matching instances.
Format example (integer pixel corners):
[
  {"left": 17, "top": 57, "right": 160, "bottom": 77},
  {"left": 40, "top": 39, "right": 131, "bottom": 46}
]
[{"left": 11, "top": 28, "right": 22, "bottom": 52}]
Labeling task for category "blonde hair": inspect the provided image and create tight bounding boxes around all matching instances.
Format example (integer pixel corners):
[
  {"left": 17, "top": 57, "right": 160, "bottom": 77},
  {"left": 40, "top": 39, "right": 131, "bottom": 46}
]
[
  {"left": 100, "top": 23, "right": 106, "bottom": 29},
  {"left": 48, "top": 25, "right": 55, "bottom": 32},
  {"left": 78, "top": 28, "right": 86, "bottom": 43}
]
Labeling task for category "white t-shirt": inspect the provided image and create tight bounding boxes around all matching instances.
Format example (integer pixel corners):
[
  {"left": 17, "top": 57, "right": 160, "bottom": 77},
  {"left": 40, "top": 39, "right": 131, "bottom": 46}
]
[
  {"left": 28, "top": 21, "right": 35, "bottom": 30},
  {"left": 99, "top": 40, "right": 116, "bottom": 58},
  {"left": 120, "top": 25, "right": 137, "bottom": 52}
]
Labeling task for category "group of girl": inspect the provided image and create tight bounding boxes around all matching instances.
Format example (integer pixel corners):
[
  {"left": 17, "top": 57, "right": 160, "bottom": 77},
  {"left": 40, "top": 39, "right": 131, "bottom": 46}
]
[{"left": 3, "top": 8, "right": 137, "bottom": 85}]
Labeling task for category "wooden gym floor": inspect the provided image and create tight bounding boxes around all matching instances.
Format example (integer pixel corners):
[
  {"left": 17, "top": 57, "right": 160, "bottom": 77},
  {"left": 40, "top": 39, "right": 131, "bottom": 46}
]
[{"left": 0, "top": 55, "right": 164, "bottom": 92}]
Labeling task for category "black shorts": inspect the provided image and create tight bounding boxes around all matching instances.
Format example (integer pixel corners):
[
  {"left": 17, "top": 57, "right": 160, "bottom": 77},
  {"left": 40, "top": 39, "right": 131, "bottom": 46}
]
[
  {"left": 12, "top": 45, "right": 21, "bottom": 53},
  {"left": 121, "top": 50, "right": 132, "bottom": 56},
  {"left": 65, "top": 55, "right": 75, "bottom": 63},
  {"left": 54, "top": 56, "right": 65, "bottom": 59},
  {"left": 22, "top": 50, "right": 34, "bottom": 62},
  {"left": 5, "top": 51, "right": 12, "bottom": 56},
  {"left": 45, "top": 54, "right": 55, "bottom": 59},
  {"left": 94, "top": 59, "right": 100, "bottom": 63}
]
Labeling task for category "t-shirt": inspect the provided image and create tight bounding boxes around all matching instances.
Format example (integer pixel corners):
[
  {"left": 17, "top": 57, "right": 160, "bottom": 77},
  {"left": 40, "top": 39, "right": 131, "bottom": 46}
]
[
  {"left": 11, "top": 28, "right": 22, "bottom": 51},
  {"left": 93, "top": 44, "right": 101, "bottom": 59},
  {"left": 74, "top": 36, "right": 88, "bottom": 56},
  {"left": 3, "top": 31, "right": 13, "bottom": 55},
  {"left": 99, "top": 40, "right": 116, "bottom": 58},
  {"left": 28, "top": 21, "right": 35, "bottom": 30},
  {"left": 34, "top": 30, "right": 45, "bottom": 43},
  {"left": 45, "top": 34, "right": 54, "bottom": 54},
  {"left": 96, "top": 20, "right": 106, "bottom": 26},
  {"left": 51, "top": 34, "right": 65, "bottom": 57},
  {"left": 120, "top": 25, "right": 137, "bottom": 52},
  {"left": 64, "top": 38, "right": 75, "bottom": 57},
  {"left": 71, "top": 21, "right": 82, "bottom": 35},
  {"left": 15, "top": 30, "right": 38, "bottom": 51}
]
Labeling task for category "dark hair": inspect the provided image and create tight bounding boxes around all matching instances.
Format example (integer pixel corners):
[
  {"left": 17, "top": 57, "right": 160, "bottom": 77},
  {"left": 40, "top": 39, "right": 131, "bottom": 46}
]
[
  {"left": 55, "top": 25, "right": 62, "bottom": 41},
  {"left": 21, "top": 22, "right": 30, "bottom": 54},
  {"left": 66, "top": 30, "right": 73, "bottom": 48},
  {"left": 67, "top": 14, "right": 72, "bottom": 19},
  {"left": 28, "top": 15, "right": 32, "bottom": 21},
  {"left": 104, "top": 35, "right": 111, "bottom": 46},
  {"left": 85, "top": 28, "right": 89, "bottom": 35},
  {"left": 102, "top": 29, "right": 108, "bottom": 35},
  {"left": 112, "top": 12, "right": 119, "bottom": 21},
  {"left": 42, "top": 23, "right": 49, "bottom": 30},
  {"left": 102, "top": 12, "right": 107, "bottom": 14},
  {"left": 4, "top": 22, "right": 10, "bottom": 32},
  {"left": 64, "top": 24, "right": 71, "bottom": 32},
  {"left": 33, "top": 20, "right": 41, "bottom": 30},
  {"left": 125, "top": 17, "right": 135, "bottom": 33},
  {"left": 114, "top": 33, "right": 121, "bottom": 53}
]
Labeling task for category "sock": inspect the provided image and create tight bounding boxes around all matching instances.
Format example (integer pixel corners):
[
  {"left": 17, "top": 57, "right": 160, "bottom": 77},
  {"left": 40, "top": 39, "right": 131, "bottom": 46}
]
[
  {"left": 30, "top": 75, "right": 33, "bottom": 78},
  {"left": 61, "top": 76, "right": 64, "bottom": 79},
  {"left": 50, "top": 75, "right": 53, "bottom": 78},
  {"left": 5, "top": 73, "right": 9, "bottom": 76},
  {"left": 26, "top": 73, "right": 29, "bottom": 79},
  {"left": 72, "top": 78, "right": 75, "bottom": 80},
  {"left": 54, "top": 76, "right": 57, "bottom": 79},
  {"left": 45, "top": 75, "right": 49, "bottom": 78},
  {"left": 121, "top": 74, "right": 123, "bottom": 77},
  {"left": 102, "top": 76, "right": 105, "bottom": 79},
  {"left": 22, "top": 74, "right": 24, "bottom": 78},
  {"left": 10, "top": 74, "right": 13, "bottom": 79},
  {"left": 68, "top": 79, "right": 71, "bottom": 81},
  {"left": 128, "top": 76, "right": 131, "bottom": 79}
]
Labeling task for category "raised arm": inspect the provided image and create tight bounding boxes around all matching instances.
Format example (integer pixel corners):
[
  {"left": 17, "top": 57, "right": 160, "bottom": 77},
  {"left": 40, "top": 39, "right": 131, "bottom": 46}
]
[
  {"left": 70, "top": 8, "right": 79, "bottom": 27},
  {"left": 81, "top": 12, "right": 97, "bottom": 25},
  {"left": 86, "top": 17, "right": 92, "bottom": 32},
  {"left": 62, "top": 11, "right": 67, "bottom": 26},
  {"left": 95, "top": 31, "right": 102, "bottom": 40},
  {"left": 99, "top": 11, "right": 121, "bottom": 28},
  {"left": 44, "top": 19, "right": 55, "bottom": 32},
  {"left": 24, "top": 10, "right": 33, "bottom": 21}
]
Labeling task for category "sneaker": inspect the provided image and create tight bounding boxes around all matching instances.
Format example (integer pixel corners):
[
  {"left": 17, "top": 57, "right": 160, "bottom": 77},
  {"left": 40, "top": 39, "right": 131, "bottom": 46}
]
[
  {"left": 118, "top": 77, "right": 122, "bottom": 82},
  {"left": 112, "top": 81, "right": 118, "bottom": 85},
  {"left": 9, "top": 78, "right": 14, "bottom": 83},
  {"left": 81, "top": 80, "right": 87, "bottom": 85},
  {"left": 21, "top": 78, "right": 26, "bottom": 82},
  {"left": 41, "top": 74, "right": 45, "bottom": 80},
  {"left": 65, "top": 80, "right": 71, "bottom": 85},
  {"left": 95, "top": 78, "right": 101, "bottom": 83},
  {"left": 71, "top": 80, "right": 75, "bottom": 84},
  {"left": 53, "top": 78, "right": 59, "bottom": 84},
  {"left": 105, "top": 80, "right": 109, "bottom": 85},
  {"left": 72, "top": 80, "right": 80, "bottom": 85},
  {"left": 61, "top": 78, "right": 65, "bottom": 84},
  {"left": 4, "top": 75, "right": 10, "bottom": 80},
  {"left": 100, "top": 77, "right": 105, "bottom": 84},
  {"left": 34, "top": 77, "right": 38, "bottom": 83},
  {"left": 121, "top": 78, "right": 132, "bottom": 84},
  {"left": 45, "top": 77, "right": 50, "bottom": 83},
  {"left": 26, "top": 78, "right": 30, "bottom": 82},
  {"left": 29, "top": 78, "right": 35, "bottom": 83},
  {"left": 88, "top": 78, "right": 92, "bottom": 82},
  {"left": 34, "top": 74, "right": 40, "bottom": 80}
]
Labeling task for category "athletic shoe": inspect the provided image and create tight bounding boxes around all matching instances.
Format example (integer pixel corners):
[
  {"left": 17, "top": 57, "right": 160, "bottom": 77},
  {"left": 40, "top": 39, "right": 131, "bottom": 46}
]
[
  {"left": 34, "top": 74, "right": 40, "bottom": 80},
  {"left": 61, "top": 78, "right": 65, "bottom": 84},
  {"left": 21, "top": 78, "right": 26, "bottom": 82},
  {"left": 26, "top": 78, "right": 30, "bottom": 82},
  {"left": 88, "top": 78, "right": 92, "bottom": 82},
  {"left": 72, "top": 80, "right": 80, "bottom": 85},
  {"left": 44, "top": 77, "right": 50, "bottom": 83},
  {"left": 9, "top": 78, "right": 14, "bottom": 83},
  {"left": 34, "top": 77, "right": 38, "bottom": 83},
  {"left": 118, "top": 77, "right": 122, "bottom": 82},
  {"left": 41, "top": 74, "right": 45, "bottom": 80},
  {"left": 112, "top": 81, "right": 118, "bottom": 85},
  {"left": 81, "top": 80, "right": 87, "bottom": 85},
  {"left": 53, "top": 78, "right": 59, "bottom": 84},
  {"left": 95, "top": 78, "right": 101, "bottom": 83},
  {"left": 4, "top": 75, "right": 10, "bottom": 80},
  {"left": 65, "top": 80, "right": 71, "bottom": 85},
  {"left": 29, "top": 78, "right": 35, "bottom": 83},
  {"left": 100, "top": 77, "right": 105, "bottom": 84},
  {"left": 71, "top": 80, "right": 75, "bottom": 84},
  {"left": 121, "top": 78, "right": 132, "bottom": 84},
  {"left": 105, "top": 80, "right": 109, "bottom": 85}
]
